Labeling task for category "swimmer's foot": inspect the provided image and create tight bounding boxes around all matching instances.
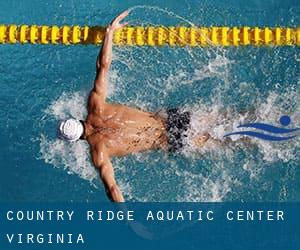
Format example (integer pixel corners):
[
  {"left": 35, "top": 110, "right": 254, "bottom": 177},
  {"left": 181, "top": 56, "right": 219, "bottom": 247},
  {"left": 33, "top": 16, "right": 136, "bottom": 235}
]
[{"left": 193, "top": 133, "right": 210, "bottom": 147}]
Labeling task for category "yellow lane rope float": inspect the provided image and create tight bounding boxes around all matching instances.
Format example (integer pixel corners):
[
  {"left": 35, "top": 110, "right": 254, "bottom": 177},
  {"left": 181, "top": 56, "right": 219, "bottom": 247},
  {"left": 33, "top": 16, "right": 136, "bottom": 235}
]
[{"left": 0, "top": 25, "right": 299, "bottom": 46}]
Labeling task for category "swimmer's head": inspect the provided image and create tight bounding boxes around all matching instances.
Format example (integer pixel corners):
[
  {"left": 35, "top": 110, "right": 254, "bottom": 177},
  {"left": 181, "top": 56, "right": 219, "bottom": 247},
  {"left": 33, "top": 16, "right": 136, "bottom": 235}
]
[{"left": 57, "top": 118, "right": 84, "bottom": 142}]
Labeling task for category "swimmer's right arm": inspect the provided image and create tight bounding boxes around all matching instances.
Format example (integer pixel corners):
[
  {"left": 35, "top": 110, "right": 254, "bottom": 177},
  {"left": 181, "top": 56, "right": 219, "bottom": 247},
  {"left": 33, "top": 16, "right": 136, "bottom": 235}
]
[
  {"left": 93, "top": 11, "right": 129, "bottom": 100},
  {"left": 92, "top": 144, "right": 125, "bottom": 202}
]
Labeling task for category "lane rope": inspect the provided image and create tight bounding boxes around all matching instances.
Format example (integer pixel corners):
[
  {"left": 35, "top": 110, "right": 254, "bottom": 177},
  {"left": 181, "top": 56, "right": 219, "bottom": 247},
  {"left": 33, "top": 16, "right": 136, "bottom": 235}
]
[{"left": 0, "top": 25, "right": 299, "bottom": 46}]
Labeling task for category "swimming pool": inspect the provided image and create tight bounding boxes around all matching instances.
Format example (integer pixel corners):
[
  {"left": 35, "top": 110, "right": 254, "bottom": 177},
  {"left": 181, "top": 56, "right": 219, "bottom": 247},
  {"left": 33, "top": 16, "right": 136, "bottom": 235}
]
[{"left": 0, "top": 0, "right": 299, "bottom": 202}]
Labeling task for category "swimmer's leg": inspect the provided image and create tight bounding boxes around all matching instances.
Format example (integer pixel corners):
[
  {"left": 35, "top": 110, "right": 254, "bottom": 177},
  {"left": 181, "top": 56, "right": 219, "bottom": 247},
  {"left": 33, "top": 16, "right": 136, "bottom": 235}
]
[
  {"left": 192, "top": 132, "right": 211, "bottom": 147},
  {"left": 189, "top": 107, "right": 259, "bottom": 149},
  {"left": 189, "top": 114, "right": 217, "bottom": 147},
  {"left": 192, "top": 133, "right": 254, "bottom": 148}
]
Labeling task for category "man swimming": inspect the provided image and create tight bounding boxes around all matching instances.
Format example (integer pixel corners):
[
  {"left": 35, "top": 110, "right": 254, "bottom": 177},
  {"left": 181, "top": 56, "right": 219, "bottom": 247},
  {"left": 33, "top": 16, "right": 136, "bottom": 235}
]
[{"left": 58, "top": 11, "right": 210, "bottom": 202}]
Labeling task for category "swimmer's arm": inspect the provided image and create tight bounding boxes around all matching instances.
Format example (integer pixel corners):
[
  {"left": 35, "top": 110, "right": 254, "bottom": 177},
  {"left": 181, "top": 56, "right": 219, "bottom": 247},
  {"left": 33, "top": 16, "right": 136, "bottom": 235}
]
[
  {"left": 94, "top": 11, "right": 129, "bottom": 99},
  {"left": 93, "top": 30, "right": 112, "bottom": 99},
  {"left": 92, "top": 144, "right": 124, "bottom": 202}
]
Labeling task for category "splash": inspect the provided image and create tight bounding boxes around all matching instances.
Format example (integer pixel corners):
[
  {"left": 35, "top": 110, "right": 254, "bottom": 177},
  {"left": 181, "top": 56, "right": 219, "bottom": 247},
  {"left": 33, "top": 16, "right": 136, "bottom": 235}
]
[
  {"left": 38, "top": 6, "right": 299, "bottom": 202},
  {"left": 39, "top": 92, "right": 98, "bottom": 186},
  {"left": 39, "top": 89, "right": 300, "bottom": 202},
  {"left": 184, "top": 90, "right": 300, "bottom": 161},
  {"left": 39, "top": 134, "right": 97, "bottom": 184},
  {"left": 45, "top": 92, "right": 87, "bottom": 120}
]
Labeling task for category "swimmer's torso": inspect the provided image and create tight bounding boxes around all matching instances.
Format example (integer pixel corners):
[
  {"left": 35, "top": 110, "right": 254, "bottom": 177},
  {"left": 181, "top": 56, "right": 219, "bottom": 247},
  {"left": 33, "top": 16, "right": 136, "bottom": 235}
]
[{"left": 85, "top": 92, "right": 167, "bottom": 156}]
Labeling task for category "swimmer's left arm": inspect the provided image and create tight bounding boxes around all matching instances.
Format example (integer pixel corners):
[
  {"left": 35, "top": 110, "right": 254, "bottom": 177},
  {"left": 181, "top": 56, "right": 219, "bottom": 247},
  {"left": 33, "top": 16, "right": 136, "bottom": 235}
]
[
  {"left": 92, "top": 143, "right": 125, "bottom": 202},
  {"left": 93, "top": 11, "right": 129, "bottom": 100}
]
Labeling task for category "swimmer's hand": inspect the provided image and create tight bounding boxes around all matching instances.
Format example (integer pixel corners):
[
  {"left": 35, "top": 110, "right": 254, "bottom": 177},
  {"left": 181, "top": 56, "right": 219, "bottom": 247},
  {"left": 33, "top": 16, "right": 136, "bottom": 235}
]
[
  {"left": 107, "top": 10, "right": 129, "bottom": 33},
  {"left": 94, "top": 10, "right": 129, "bottom": 101}
]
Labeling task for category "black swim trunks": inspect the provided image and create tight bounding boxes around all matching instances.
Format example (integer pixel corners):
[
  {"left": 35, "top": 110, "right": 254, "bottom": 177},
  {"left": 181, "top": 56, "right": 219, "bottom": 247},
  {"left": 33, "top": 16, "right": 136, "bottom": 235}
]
[{"left": 166, "top": 108, "right": 191, "bottom": 153}]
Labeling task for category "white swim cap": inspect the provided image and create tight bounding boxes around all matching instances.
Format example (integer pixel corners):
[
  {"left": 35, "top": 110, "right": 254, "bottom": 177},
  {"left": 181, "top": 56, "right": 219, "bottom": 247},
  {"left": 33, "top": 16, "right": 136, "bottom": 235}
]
[{"left": 58, "top": 118, "right": 84, "bottom": 142}]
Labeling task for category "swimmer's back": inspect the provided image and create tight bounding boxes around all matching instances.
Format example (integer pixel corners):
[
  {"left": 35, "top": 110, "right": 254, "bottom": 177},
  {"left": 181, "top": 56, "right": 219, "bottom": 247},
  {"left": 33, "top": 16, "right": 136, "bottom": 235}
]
[{"left": 86, "top": 102, "right": 168, "bottom": 156}]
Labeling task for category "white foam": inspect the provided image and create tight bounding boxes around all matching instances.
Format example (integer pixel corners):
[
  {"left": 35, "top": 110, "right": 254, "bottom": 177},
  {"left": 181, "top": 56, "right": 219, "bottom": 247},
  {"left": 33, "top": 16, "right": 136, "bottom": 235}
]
[
  {"left": 39, "top": 92, "right": 98, "bottom": 185},
  {"left": 175, "top": 164, "right": 234, "bottom": 202},
  {"left": 180, "top": 89, "right": 300, "bottom": 163},
  {"left": 38, "top": 72, "right": 300, "bottom": 203},
  {"left": 46, "top": 92, "right": 87, "bottom": 120},
  {"left": 253, "top": 90, "right": 300, "bottom": 162},
  {"left": 37, "top": 7, "right": 299, "bottom": 202},
  {"left": 39, "top": 134, "right": 97, "bottom": 183}
]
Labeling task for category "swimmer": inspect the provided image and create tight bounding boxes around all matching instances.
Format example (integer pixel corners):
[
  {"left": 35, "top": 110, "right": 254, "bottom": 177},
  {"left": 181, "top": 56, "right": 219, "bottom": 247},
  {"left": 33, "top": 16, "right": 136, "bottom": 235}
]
[{"left": 58, "top": 11, "right": 211, "bottom": 202}]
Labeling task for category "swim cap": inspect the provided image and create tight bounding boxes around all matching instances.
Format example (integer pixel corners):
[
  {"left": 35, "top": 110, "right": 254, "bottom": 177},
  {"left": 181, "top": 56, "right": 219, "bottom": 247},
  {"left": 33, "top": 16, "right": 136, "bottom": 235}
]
[{"left": 58, "top": 118, "right": 84, "bottom": 142}]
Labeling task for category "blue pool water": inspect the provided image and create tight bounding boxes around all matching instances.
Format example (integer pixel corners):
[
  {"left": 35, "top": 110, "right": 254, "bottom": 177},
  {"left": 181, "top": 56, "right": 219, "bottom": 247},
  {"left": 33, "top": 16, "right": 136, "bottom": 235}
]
[{"left": 0, "top": 0, "right": 299, "bottom": 202}]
